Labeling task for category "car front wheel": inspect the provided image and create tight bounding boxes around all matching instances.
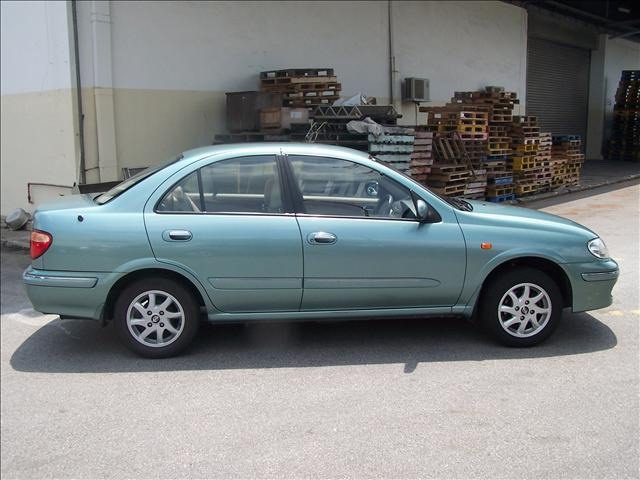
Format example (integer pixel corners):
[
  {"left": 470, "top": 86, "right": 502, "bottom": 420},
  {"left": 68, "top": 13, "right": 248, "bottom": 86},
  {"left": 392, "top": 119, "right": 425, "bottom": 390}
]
[
  {"left": 480, "top": 267, "right": 563, "bottom": 347},
  {"left": 114, "top": 277, "right": 200, "bottom": 358}
]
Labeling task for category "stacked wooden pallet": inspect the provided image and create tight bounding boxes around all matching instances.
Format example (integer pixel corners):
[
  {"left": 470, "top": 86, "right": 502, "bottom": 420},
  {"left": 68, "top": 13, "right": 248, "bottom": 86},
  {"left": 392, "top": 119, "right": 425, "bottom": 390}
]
[
  {"left": 508, "top": 116, "right": 542, "bottom": 197},
  {"left": 471, "top": 89, "right": 518, "bottom": 199},
  {"left": 416, "top": 107, "right": 488, "bottom": 198},
  {"left": 550, "top": 140, "right": 569, "bottom": 188},
  {"left": 260, "top": 68, "right": 341, "bottom": 108},
  {"left": 552, "top": 135, "right": 584, "bottom": 186},
  {"left": 449, "top": 87, "right": 519, "bottom": 124},
  {"left": 484, "top": 160, "right": 514, "bottom": 202},
  {"left": 425, "top": 162, "right": 471, "bottom": 197},
  {"left": 464, "top": 167, "right": 488, "bottom": 199},
  {"left": 535, "top": 132, "right": 553, "bottom": 190},
  {"left": 436, "top": 87, "right": 519, "bottom": 201},
  {"left": 484, "top": 123, "right": 514, "bottom": 202},
  {"left": 419, "top": 107, "right": 489, "bottom": 140},
  {"left": 410, "top": 128, "right": 434, "bottom": 183},
  {"left": 368, "top": 127, "right": 415, "bottom": 173},
  {"left": 607, "top": 70, "right": 639, "bottom": 162},
  {"left": 426, "top": 134, "right": 485, "bottom": 198}
]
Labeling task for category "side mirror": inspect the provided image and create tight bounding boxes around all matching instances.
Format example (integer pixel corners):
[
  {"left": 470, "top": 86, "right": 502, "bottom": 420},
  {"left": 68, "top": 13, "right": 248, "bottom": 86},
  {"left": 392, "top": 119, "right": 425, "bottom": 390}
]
[
  {"left": 416, "top": 199, "right": 429, "bottom": 219},
  {"left": 411, "top": 191, "right": 441, "bottom": 223}
]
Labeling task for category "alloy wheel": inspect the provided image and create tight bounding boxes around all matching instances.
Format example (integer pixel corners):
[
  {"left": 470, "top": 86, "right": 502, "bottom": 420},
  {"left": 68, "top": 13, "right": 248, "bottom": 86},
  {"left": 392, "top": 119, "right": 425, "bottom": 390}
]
[
  {"left": 498, "top": 283, "right": 552, "bottom": 338},
  {"left": 126, "top": 290, "right": 185, "bottom": 347}
]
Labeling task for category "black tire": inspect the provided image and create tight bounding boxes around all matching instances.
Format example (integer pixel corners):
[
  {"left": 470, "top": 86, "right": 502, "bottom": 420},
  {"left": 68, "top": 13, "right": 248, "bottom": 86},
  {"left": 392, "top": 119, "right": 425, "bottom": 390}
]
[
  {"left": 114, "top": 277, "right": 200, "bottom": 358},
  {"left": 479, "top": 267, "right": 563, "bottom": 347}
]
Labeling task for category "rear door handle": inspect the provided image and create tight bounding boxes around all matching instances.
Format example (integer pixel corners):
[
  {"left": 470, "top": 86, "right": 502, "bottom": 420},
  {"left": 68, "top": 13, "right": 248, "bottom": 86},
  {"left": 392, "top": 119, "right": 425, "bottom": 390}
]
[
  {"left": 163, "top": 230, "right": 192, "bottom": 241},
  {"left": 308, "top": 232, "right": 337, "bottom": 245}
]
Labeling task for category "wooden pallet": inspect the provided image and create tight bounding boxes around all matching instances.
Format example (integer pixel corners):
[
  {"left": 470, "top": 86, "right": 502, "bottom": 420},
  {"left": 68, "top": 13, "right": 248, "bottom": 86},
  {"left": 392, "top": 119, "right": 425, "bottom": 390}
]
[
  {"left": 490, "top": 114, "right": 513, "bottom": 122},
  {"left": 284, "top": 97, "right": 338, "bottom": 107},
  {"left": 411, "top": 151, "right": 434, "bottom": 160},
  {"left": 428, "top": 171, "right": 470, "bottom": 182},
  {"left": 261, "top": 75, "right": 338, "bottom": 85},
  {"left": 457, "top": 132, "right": 488, "bottom": 140},
  {"left": 486, "top": 185, "right": 514, "bottom": 196},
  {"left": 488, "top": 176, "right": 513, "bottom": 185},
  {"left": 512, "top": 144, "right": 539, "bottom": 152},
  {"left": 486, "top": 193, "right": 516, "bottom": 203},
  {"left": 515, "top": 183, "right": 538, "bottom": 195},
  {"left": 263, "top": 82, "right": 341, "bottom": 93},
  {"left": 410, "top": 166, "right": 431, "bottom": 175},
  {"left": 512, "top": 115, "right": 538, "bottom": 126},
  {"left": 427, "top": 182, "right": 467, "bottom": 195},
  {"left": 283, "top": 89, "right": 341, "bottom": 100},
  {"left": 430, "top": 164, "right": 470, "bottom": 174},
  {"left": 260, "top": 68, "right": 334, "bottom": 79},
  {"left": 458, "top": 125, "right": 487, "bottom": 133}
]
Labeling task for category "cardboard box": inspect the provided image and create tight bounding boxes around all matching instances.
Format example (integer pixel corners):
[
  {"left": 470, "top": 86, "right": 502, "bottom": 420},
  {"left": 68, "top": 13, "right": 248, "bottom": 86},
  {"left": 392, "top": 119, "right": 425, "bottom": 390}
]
[{"left": 260, "top": 107, "right": 309, "bottom": 130}]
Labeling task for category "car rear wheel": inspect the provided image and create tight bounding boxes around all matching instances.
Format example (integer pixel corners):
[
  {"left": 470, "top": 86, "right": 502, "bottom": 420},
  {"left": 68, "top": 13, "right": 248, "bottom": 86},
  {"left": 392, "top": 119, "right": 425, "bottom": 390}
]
[
  {"left": 480, "top": 267, "right": 562, "bottom": 347},
  {"left": 114, "top": 277, "right": 200, "bottom": 358}
]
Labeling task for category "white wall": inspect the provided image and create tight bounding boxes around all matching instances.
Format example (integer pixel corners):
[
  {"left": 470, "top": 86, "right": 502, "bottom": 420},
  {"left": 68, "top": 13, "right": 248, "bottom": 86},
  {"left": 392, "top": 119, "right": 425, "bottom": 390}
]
[
  {"left": 394, "top": 1, "right": 527, "bottom": 123},
  {"left": 109, "top": 1, "right": 390, "bottom": 95},
  {"left": 0, "top": 1, "right": 78, "bottom": 214},
  {"left": 72, "top": 0, "right": 528, "bottom": 172},
  {"left": 74, "top": 0, "right": 391, "bottom": 172},
  {"left": 1, "top": 0, "right": 532, "bottom": 214},
  {"left": 0, "top": 1, "right": 74, "bottom": 94}
]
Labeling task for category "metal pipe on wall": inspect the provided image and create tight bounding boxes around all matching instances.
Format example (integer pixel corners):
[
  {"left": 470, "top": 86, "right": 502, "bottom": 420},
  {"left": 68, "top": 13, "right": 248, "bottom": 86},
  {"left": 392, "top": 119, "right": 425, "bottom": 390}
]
[
  {"left": 388, "top": 0, "right": 395, "bottom": 106},
  {"left": 71, "top": 0, "right": 87, "bottom": 185}
]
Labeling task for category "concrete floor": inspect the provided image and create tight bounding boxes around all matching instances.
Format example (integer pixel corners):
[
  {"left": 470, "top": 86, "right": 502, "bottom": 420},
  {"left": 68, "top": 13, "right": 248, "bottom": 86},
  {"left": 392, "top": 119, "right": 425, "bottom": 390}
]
[
  {"left": 580, "top": 159, "right": 640, "bottom": 187},
  {"left": 1, "top": 183, "right": 638, "bottom": 479}
]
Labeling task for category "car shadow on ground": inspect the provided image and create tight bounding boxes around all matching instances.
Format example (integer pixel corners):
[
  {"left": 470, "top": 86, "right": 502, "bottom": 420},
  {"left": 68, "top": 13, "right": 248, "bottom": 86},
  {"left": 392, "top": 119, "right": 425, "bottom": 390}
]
[{"left": 10, "top": 310, "right": 616, "bottom": 374}]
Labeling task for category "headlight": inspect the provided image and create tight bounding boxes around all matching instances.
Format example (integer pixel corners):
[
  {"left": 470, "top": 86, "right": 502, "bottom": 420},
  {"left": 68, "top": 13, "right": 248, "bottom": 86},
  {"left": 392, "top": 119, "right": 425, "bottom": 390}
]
[{"left": 588, "top": 238, "right": 609, "bottom": 259}]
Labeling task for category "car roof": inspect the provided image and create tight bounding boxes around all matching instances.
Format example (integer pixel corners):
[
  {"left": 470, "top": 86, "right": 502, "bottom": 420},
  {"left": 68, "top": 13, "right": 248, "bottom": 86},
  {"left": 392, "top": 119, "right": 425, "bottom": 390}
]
[{"left": 181, "top": 142, "right": 372, "bottom": 165}]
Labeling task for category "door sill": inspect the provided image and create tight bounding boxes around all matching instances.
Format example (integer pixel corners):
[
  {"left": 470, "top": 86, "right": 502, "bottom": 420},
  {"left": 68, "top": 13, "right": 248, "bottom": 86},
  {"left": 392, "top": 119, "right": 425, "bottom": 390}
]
[{"left": 207, "top": 306, "right": 453, "bottom": 323}]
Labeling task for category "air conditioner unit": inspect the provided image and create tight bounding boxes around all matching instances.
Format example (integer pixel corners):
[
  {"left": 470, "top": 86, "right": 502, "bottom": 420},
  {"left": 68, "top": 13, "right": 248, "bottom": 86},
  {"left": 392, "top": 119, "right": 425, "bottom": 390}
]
[{"left": 403, "top": 77, "right": 430, "bottom": 102}]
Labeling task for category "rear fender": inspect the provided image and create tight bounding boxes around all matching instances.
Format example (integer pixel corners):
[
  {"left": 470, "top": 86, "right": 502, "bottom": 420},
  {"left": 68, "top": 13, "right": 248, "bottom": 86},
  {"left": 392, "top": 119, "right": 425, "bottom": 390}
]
[{"left": 107, "top": 257, "right": 219, "bottom": 313}]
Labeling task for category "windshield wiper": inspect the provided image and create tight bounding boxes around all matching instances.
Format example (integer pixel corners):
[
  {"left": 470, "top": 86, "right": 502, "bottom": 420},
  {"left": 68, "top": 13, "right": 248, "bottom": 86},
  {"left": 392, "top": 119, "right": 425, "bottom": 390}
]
[{"left": 446, "top": 197, "right": 473, "bottom": 212}]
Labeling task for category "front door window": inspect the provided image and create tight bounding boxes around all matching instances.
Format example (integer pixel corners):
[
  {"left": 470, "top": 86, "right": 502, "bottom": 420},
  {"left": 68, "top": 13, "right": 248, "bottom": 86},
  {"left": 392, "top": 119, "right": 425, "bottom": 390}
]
[{"left": 289, "top": 156, "right": 415, "bottom": 219}]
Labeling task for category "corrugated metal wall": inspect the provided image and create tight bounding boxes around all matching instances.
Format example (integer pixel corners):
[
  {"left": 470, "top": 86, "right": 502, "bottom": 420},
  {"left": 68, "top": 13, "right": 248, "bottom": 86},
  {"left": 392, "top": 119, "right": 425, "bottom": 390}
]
[{"left": 526, "top": 37, "right": 591, "bottom": 141}]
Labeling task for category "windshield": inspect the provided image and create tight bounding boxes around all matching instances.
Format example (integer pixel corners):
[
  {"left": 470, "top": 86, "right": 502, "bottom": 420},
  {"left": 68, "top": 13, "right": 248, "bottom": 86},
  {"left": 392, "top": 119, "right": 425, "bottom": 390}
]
[
  {"left": 370, "top": 155, "right": 473, "bottom": 211},
  {"left": 95, "top": 156, "right": 183, "bottom": 205}
]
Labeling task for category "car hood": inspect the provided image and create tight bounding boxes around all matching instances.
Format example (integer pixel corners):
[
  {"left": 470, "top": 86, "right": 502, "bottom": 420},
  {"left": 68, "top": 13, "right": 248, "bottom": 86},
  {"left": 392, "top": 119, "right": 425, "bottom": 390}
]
[{"left": 459, "top": 199, "right": 597, "bottom": 238}]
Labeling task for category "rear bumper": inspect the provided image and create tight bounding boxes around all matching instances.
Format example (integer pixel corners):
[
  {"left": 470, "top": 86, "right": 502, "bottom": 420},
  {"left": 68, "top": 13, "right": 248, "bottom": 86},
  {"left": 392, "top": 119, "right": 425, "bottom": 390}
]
[
  {"left": 23, "top": 267, "right": 109, "bottom": 320},
  {"left": 565, "top": 259, "right": 619, "bottom": 313}
]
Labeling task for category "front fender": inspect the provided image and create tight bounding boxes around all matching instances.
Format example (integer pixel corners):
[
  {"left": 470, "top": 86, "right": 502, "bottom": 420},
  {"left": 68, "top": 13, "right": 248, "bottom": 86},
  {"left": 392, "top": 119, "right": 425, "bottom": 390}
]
[{"left": 453, "top": 248, "right": 571, "bottom": 317}]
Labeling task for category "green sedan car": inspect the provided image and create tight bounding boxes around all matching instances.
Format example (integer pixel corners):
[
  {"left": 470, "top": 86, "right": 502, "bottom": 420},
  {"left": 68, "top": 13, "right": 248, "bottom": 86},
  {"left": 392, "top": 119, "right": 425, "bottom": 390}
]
[{"left": 24, "top": 143, "right": 619, "bottom": 357}]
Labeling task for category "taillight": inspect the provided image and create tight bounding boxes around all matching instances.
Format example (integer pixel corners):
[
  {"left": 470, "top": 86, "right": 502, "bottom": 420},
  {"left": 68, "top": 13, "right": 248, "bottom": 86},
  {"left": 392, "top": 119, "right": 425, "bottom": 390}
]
[{"left": 30, "top": 230, "right": 53, "bottom": 259}]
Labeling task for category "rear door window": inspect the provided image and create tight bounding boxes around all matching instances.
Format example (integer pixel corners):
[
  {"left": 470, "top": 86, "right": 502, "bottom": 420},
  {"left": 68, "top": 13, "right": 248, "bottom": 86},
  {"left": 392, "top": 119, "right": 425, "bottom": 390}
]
[{"left": 157, "top": 156, "right": 284, "bottom": 214}]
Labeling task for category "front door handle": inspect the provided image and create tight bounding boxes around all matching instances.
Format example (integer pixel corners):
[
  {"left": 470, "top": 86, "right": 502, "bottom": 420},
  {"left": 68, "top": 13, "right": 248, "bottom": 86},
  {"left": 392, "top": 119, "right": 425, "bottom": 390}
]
[
  {"left": 163, "top": 230, "right": 192, "bottom": 241},
  {"left": 308, "top": 232, "right": 337, "bottom": 245}
]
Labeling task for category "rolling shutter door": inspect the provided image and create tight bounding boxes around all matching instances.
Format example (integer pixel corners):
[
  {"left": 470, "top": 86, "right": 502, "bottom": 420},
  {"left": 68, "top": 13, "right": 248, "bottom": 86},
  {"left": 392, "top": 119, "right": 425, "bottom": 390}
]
[{"left": 526, "top": 37, "right": 590, "bottom": 140}]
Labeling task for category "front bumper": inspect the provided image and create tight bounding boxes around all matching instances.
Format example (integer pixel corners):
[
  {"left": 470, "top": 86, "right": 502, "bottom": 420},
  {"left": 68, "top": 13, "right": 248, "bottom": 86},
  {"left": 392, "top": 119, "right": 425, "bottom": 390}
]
[
  {"left": 565, "top": 259, "right": 619, "bottom": 313},
  {"left": 23, "top": 267, "right": 110, "bottom": 320}
]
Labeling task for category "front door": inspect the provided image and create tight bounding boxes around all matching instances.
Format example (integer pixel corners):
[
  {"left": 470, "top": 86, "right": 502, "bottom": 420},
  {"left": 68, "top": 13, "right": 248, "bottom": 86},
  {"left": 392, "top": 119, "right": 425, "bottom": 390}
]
[
  {"left": 287, "top": 155, "right": 466, "bottom": 311},
  {"left": 145, "top": 155, "right": 303, "bottom": 313}
]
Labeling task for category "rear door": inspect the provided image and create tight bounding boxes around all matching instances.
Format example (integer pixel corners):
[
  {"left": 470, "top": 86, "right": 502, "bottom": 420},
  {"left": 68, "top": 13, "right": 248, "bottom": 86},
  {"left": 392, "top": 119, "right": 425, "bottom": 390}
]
[
  {"left": 286, "top": 155, "right": 466, "bottom": 311},
  {"left": 145, "top": 155, "right": 303, "bottom": 313}
]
